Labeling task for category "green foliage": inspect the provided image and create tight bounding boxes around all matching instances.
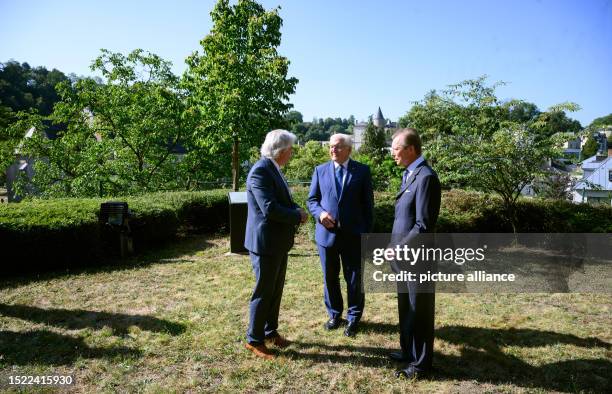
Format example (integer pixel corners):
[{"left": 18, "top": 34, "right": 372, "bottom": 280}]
[
  {"left": 284, "top": 141, "right": 328, "bottom": 181},
  {"left": 284, "top": 111, "right": 355, "bottom": 142},
  {"left": 581, "top": 134, "right": 599, "bottom": 159},
  {"left": 588, "top": 113, "right": 612, "bottom": 129},
  {"left": 397, "top": 76, "right": 581, "bottom": 231},
  {"left": 352, "top": 152, "right": 401, "bottom": 192},
  {"left": 0, "top": 61, "right": 70, "bottom": 185},
  {"left": 359, "top": 121, "right": 387, "bottom": 163},
  {"left": 283, "top": 110, "right": 303, "bottom": 128},
  {"left": 15, "top": 49, "right": 202, "bottom": 198},
  {"left": 463, "top": 125, "right": 558, "bottom": 231},
  {"left": 372, "top": 189, "right": 612, "bottom": 233},
  {"left": 0, "top": 60, "right": 69, "bottom": 117},
  {"left": 183, "top": 0, "right": 298, "bottom": 190},
  {"left": 0, "top": 190, "right": 229, "bottom": 273},
  {"left": 3, "top": 188, "right": 611, "bottom": 273}
]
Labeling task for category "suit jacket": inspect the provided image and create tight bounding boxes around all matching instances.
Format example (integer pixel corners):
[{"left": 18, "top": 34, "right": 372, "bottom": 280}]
[
  {"left": 391, "top": 160, "right": 441, "bottom": 247},
  {"left": 307, "top": 159, "right": 374, "bottom": 247},
  {"left": 244, "top": 158, "right": 301, "bottom": 256}
]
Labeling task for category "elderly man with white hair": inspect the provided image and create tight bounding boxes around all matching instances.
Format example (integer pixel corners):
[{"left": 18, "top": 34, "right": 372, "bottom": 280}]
[
  {"left": 307, "top": 133, "right": 374, "bottom": 337},
  {"left": 244, "top": 129, "right": 308, "bottom": 360}
]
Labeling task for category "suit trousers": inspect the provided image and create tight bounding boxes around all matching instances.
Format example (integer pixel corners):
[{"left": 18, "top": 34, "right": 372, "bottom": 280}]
[
  {"left": 317, "top": 231, "right": 364, "bottom": 322},
  {"left": 247, "top": 251, "right": 288, "bottom": 344},
  {"left": 397, "top": 283, "right": 435, "bottom": 371}
]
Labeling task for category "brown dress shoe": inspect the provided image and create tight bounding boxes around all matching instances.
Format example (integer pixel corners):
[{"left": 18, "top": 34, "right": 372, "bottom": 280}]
[
  {"left": 266, "top": 335, "right": 291, "bottom": 348},
  {"left": 245, "top": 343, "right": 275, "bottom": 360}
]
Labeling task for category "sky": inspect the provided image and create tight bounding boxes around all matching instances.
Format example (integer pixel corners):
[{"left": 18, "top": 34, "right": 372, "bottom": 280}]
[{"left": 1, "top": 0, "right": 610, "bottom": 126}]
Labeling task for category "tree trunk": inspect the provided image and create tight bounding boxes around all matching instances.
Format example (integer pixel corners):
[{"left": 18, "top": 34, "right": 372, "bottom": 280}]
[{"left": 232, "top": 135, "right": 239, "bottom": 191}]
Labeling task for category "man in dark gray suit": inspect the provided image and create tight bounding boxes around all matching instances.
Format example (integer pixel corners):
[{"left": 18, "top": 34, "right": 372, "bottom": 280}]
[
  {"left": 244, "top": 129, "right": 308, "bottom": 360},
  {"left": 388, "top": 128, "right": 441, "bottom": 379}
]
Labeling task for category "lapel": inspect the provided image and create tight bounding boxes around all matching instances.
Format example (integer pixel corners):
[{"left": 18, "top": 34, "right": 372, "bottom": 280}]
[
  {"left": 265, "top": 158, "right": 292, "bottom": 203},
  {"left": 396, "top": 161, "right": 426, "bottom": 200}
]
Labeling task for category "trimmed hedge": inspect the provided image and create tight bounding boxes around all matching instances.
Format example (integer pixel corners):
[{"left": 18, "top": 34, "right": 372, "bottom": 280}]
[
  {"left": 0, "top": 190, "right": 229, "bottom": 273},
  {"left": 367, "top": 189, "right": 612, "bottom": 233},
  {"left": 1, "top": 188, "right": 610, "bottom": 274}
]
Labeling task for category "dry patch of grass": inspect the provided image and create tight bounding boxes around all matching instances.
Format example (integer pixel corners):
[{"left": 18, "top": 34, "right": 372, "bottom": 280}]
[{"left": 0, "top": 231, "right": 610, "bottom": 393}]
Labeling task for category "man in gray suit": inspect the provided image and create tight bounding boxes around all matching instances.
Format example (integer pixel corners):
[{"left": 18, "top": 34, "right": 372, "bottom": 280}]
[
  {"left": 388, "top": 128, "right": 441, "bottom": 379},
  {"left": 244, "top": 129, "right": 308, "bottom": 360}
]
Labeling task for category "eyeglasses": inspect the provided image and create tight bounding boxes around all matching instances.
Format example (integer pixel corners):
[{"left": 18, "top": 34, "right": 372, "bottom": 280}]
[{"left": 329, "top": 145, "right": 346, "bottom": 151}]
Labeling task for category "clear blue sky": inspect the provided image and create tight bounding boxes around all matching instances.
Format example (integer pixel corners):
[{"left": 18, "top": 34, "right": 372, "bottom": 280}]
[{"left": 1, "top": 0, "right": 610, "bottom": 126}]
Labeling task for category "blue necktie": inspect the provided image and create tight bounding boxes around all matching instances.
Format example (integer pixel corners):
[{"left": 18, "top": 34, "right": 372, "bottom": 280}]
[
  {"left": 402, "top": 169, "right": 409, "bottom": 187},
  {"left": 335, "top": 165, "right": 344, "bottom": 196}
]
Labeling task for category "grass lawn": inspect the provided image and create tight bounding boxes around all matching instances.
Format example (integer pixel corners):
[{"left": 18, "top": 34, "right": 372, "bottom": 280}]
[{"left": 0, "top": 229, "right": 610, "bottom": 393}]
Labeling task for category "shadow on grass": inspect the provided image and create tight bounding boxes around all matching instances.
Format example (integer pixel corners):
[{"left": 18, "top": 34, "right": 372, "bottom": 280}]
[
  {"left": 0, "top": 234, "right": 217, "bottom": 290},
  {"left": 433, "top": 325, "right": 611, "bottom": 392},
  {"left": 288, "top": 325, "right": 611, "bottom": 392},
  {"left": 0, "top": 304, "right": 186, "bottom": 336},
  {"left": 359, "top": 321, "right": 398, "bottom": 335},
  {"left": 0, "top": 329, "right": 142, "bottom": 366},
  {"left": 286, "top": 341, "right": 391, "bottom": 368}
]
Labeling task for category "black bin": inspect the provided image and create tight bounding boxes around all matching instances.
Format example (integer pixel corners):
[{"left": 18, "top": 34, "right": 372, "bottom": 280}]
[{"left": 228, "top": 192, "right": 248, "bottom": 253}]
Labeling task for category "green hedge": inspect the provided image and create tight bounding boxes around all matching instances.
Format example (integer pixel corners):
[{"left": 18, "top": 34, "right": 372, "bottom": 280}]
[
  {"left": 366, "top": 189, "right": 612, "bottom": 233},
  {"left": 2, "top": 188, "right": 610, "bottom": 275},
  {"left": 0, "top": 190, "right": 229, "bottom": 273}
]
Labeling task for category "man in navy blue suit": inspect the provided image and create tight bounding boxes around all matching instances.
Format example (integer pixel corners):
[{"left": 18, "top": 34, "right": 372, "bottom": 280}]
[
  {"left": 307, "top": 133, "right": 374, "bottom": 337},
  {"left": 388, "top": 128, "right": 441, "bottom": 379},
  {"left": 244, "top": 129, "right": 308, "bottom": 360}
]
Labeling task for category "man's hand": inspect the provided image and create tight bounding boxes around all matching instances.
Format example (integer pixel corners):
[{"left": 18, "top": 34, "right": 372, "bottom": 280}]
[
  {"left": 298, "top": 208, "right": 309, "bottom": 224},
  {"left": 319, "top": 211, "right": 336, "bottom": 229}
]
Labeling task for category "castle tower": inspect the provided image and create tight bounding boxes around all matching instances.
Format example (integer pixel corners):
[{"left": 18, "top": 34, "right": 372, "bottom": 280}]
[{"left": 373, "top": 107, "right": 385, "bottom": 128}]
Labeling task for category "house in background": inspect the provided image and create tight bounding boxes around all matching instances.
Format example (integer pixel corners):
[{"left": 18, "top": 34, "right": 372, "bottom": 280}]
[
  {"left": 562, "top": 136, "right": 584, "bottom": 159},
  {"left": 572, "top": 130, "right": 612, "bottom": 206},
  {"left": 352, "top": 107, "right": 397, "bottom": 150},
  {"left": 5, "top": 125, "right": 59, "bottom": 202}
]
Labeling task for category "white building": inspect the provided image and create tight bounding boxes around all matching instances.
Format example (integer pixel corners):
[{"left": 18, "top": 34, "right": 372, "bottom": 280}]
[
  {"left": 352, "top": 107, "right": 396, "bottom": 150},
  {"left": 572, "top": 130, "right": 612, "bottom": 206}
]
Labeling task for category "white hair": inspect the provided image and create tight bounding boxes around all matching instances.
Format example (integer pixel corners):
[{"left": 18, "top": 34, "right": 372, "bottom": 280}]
[
  {"left": 260, "top": 129, "right": 297, "bottom": 159},
  {"left": 330, "top": 133, "right": 353, "bottom": 148}
]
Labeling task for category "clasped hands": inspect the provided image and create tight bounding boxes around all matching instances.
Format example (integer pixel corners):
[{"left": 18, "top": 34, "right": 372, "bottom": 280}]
[{"left": 318, "top": 211, "right": 336, "bottom": 229}]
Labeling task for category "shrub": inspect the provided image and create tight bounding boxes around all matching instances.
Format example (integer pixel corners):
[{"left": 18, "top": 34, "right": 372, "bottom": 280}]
[{"left": 0, "top": 190, "right": 229, "bottom": 274}]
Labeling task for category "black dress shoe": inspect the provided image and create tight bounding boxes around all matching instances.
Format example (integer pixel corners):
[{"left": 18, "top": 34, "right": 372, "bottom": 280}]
[
  {"left": 325, "top": 318, "right": 343, "bottom": 330},
  {"left": 344, "top": 321, "right": 359, "bottom": 337},
  {"left": 388, "top": 351, "right": 410, "bottom": 362},
  {"left": 395, "top": 365, "right": 428, "bottom": 379}
]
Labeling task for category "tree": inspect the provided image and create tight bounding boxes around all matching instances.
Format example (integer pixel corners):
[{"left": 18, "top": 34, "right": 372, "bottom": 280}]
[
  {"left": 463, "top": 126, "right": 561, "bottom": 232},
  {"left": 507, "top": 101, "right": 540, "bottom": 123},
  {"left": 533, "top": 109, "right": 582, "bottom": 141},
  {"left": 588, "top": 113, "right": 612, "bottom": 129},
  {"left": 183, "top": 0, "right": 298, "bottom": 191},
  {"left": 359, "top": 121, "right": 387, "bottom": 163},
  {"left": 16, "top": 49, "right": 198, "bottom": 197},
  {"left": 533, "top": 171, "right": 574, "bottom": 201},
  {"left": 284, "top": 140, "right": 328, "bottom": 181},
  {"left": 580, "top": 134, "right": 599, "bottom": 159},
  {"left": 284, "top": 110, "right": 303, "bottom": 128},
  {"left": 0, "top": 60, "right": 69, "bottom": 117},
  {"left": 0, "top": 61, "right": 70, "bottom": 185},
  {"left": 398, "top": 76, "right": 580, "bottom": 230}
]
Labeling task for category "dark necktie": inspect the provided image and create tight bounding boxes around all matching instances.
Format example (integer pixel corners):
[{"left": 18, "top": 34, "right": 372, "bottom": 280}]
[
  {"left": 335, "top": 165, "right": 344, "bottom": 196},
  {"left": 402, "top": 168, "right": 409, "bottom": 187}
]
